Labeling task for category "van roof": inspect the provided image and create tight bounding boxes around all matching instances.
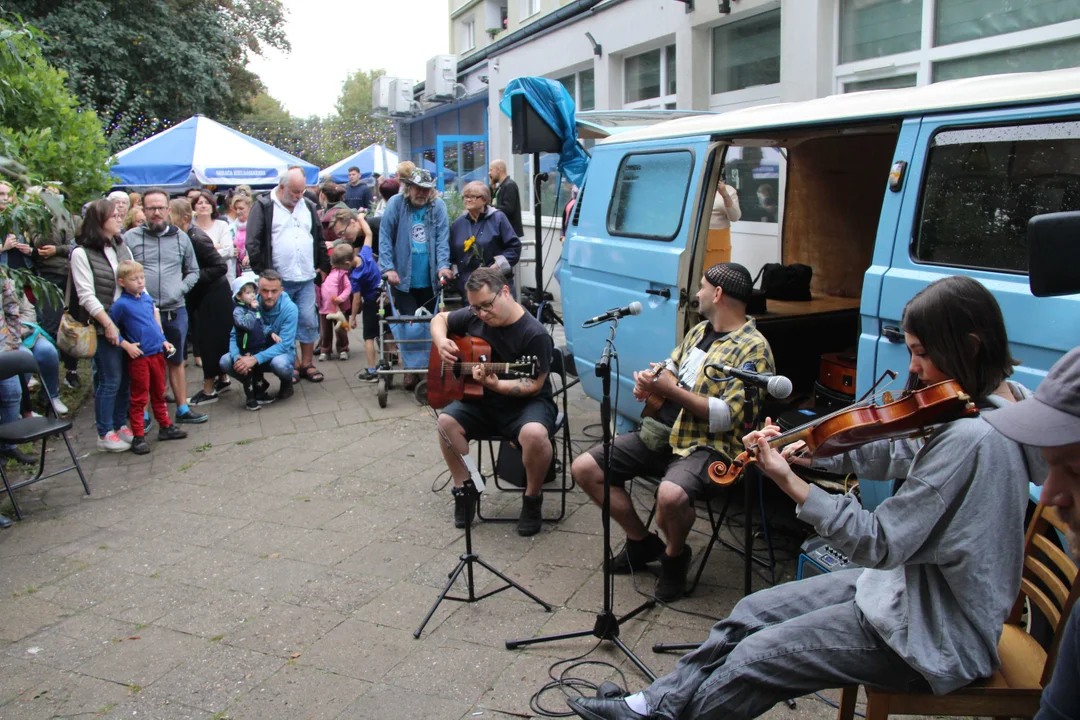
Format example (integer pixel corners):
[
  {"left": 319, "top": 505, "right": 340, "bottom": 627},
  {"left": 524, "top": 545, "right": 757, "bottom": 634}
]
[{"left": 602, "top": 67, "right": 1080, "bottom": 145}]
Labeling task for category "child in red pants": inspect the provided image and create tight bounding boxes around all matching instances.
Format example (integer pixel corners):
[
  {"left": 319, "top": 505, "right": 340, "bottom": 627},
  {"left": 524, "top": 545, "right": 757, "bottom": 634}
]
[{"left": 109, "top": 260, "right": 188, "bottom": 454}]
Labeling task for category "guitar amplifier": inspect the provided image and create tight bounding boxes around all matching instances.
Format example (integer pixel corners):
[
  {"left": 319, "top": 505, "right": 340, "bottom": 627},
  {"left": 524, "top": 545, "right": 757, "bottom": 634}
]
[
  {"left": 797, "top": 536, "right": 859, "bottom": 579},
  {"left": 496, "top": 439, "right": 556, "bottom": 489}
]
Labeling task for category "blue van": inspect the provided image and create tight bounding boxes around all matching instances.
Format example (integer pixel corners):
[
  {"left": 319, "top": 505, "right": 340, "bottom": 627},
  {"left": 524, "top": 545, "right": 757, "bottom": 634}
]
[{"left": 558, "top": 68, "right": 1080, "bottom": 501}]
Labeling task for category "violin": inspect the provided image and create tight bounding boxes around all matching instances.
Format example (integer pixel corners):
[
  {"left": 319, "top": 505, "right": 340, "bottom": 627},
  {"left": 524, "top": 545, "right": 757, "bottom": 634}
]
[{"left": 708, "top": 379, "right": 979, "bottom": 486}]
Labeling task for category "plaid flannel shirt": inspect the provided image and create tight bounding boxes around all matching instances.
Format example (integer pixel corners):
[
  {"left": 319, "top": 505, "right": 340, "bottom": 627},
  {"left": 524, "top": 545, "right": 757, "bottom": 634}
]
[{"left": 666, "top": 317, "right": 774, "bottom": 460}]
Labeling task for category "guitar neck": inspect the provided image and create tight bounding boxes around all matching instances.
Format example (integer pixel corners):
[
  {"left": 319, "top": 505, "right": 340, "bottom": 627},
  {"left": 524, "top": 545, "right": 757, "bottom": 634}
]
[{"left": 444, "top": 361, "right": 518, "bottom": 373}]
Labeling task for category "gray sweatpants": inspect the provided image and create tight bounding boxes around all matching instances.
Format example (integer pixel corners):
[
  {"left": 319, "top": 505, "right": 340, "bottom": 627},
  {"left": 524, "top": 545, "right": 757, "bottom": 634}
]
[{"left": 642, "top": 569, "right": 930, "bottom": 720}]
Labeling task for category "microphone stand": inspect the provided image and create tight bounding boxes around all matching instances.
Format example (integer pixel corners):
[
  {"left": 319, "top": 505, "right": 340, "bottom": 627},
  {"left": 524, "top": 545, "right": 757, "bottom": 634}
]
[{"left": 505, "top": 318, "right": 656, "bottom": 681}]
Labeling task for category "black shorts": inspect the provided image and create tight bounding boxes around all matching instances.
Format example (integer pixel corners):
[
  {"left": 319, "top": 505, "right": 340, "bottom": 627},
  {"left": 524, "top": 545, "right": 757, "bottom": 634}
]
[
  {"left": 360, "top": 294, "right": 379, "bottom": 341},
  {"left": 585, "top": 432, "right": 723, "bottom": 503},
  {"left": 442, "top": 396, "right": 558, "bottom": 441}
]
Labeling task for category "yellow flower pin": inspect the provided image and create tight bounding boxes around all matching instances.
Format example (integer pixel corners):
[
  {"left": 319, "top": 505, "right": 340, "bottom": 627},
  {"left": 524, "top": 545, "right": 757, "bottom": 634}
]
[{"left": 464, "top": 236, "right": 475, "bottom": 252}]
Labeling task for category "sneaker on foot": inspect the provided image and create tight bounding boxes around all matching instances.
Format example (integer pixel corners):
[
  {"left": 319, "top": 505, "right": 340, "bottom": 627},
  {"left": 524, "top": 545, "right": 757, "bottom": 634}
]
[
  {"left": 175, "top": 408, "right": 208, "bottom": 424},
  {"left": 117, "top": 425, "right": 135, "bottom": 444},
  {"left": 610, "top": 532, "right": 667, "bottom": 574},
  {"left": 517, "top": 494, "right": 544, "bottom": 537},
  {"left": 318, "top": 352, "right": 329, "bottom": 362},
  {"left": 63, "top": 371, "right": 82, "bottom": 390},
  {"left": 50, "top": 396, "right": 70, "bottom": 416},
  {"left": 655, "top": 545, "right": 693, "bottom": 602},
  {"left": 275, "top": 382, "right": 294, "bottom": 401},
  {"left": 452, "top": 486, "right": 475, "bottom": 528},
  {"left": 338, "top": 351, "right": 349, "bottom": 361},
  {"left": 130, "top": 436, "right": 151, "bottom": 455},
  {"left": 188, "top": 390, "right": 219, "bottom": 406},
  {"left": 245, "top": 397, "right": 261, "bottom": 411},
  {"left": 97, "top": 432, "right": 129, "bottom": 453},
  {"left": 158, "top": 424, "right": 188, "bottom": 441},
  {"left": 213, "top": 378, "right": 232, "bottom": 394},
  {"left": 363, "top": 368, "right": 379, "bottom": 383}
]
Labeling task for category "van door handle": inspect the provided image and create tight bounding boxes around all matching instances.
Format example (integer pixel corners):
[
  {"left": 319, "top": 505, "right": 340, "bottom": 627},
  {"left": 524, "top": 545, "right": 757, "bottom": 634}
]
[
  {"left": 882, "top": 324, "right": 905, "bottom": 343},
  {"left": 646, "top": 288, "right": 671, "bottom": 299}
]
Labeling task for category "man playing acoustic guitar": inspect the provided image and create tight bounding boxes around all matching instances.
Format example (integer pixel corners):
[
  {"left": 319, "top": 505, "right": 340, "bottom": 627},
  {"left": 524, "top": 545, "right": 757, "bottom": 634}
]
[
  {"left": 571, "top": 263, "right": 774, "bottom": 601},
  {"left": 432, "top": 267, "right": 557, "bottom": 536}
]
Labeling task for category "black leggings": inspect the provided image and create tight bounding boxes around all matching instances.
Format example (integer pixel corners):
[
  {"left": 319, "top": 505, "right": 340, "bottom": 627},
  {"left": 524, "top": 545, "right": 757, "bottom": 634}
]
[{"left": 186, "top": 280, "right": 233, "bottom": 382}]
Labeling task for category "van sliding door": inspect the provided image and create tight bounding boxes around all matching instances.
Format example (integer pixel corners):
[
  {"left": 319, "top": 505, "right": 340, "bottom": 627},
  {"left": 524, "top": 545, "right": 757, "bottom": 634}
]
[{"left": 559, "top": 136, "right": 713, "bottom": 423}]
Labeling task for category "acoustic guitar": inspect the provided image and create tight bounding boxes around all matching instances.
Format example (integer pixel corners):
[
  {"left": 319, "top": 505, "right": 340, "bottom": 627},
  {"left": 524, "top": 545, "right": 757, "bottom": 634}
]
[{"left": 426, "top": 335, "right": 537, "bottom": 409}]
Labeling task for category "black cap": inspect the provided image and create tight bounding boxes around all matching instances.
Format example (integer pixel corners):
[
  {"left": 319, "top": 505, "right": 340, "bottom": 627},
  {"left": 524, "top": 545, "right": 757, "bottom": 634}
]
[{"left": 704, "top": 262, "right": 753, "bottom": 304}]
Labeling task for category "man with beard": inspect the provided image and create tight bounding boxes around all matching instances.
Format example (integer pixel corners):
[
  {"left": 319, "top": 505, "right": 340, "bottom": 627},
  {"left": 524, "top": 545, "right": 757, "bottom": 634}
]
[
  {"left": 124, "top": 189, "right": 205, "bottom": 424},
  {"left": 984, "top": 346, "right": 1080, "bottom": 720}
]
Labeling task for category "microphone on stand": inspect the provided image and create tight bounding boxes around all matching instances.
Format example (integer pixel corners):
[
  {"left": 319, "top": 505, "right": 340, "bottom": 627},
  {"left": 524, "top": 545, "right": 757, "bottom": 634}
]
[
  {"left": 582, "top": 301, "right": 642, "bottom": 327},
  {"left": 706, "top": 362, "right": 793, "bottom": 399}
]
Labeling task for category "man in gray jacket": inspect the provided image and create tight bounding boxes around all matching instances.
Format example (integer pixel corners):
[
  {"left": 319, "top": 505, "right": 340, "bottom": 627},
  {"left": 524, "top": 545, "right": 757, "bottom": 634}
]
[{"left": 123, "top": 188, "right": 206, "bottom": 424}]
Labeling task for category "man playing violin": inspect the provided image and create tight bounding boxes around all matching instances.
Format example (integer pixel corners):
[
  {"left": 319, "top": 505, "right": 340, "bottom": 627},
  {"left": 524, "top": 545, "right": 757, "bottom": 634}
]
[
  {"left": 568, "top": 275, "right": 1047, "bottom": 720},
  {"left": 432, "top": 267, "right": 556, "bottom": 536},
  {"left": 571, "top": 262, "right": 774, "bottom": 602}
]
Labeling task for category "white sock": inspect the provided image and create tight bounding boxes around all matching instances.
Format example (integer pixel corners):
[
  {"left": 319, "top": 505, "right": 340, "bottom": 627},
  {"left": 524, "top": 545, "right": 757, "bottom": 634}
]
[{"left": 624, "top": 692, "right": 649, "bottom": 716}]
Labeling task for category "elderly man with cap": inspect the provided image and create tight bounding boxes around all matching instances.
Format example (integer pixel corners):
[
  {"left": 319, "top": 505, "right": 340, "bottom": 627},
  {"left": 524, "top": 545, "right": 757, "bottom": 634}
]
[
  {"left": 984, "top": 346, "right": 1080, "bottom": 720},
  {"left": 571, "top": 262, "right": 774, "bottom": 601}
]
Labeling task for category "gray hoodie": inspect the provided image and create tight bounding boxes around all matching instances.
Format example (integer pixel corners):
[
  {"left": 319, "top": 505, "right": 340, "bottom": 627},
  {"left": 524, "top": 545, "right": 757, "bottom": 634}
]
[
  {"left": 123, "top": 224, "right": 199, "bottom": 311},
  {"left": 800, "top": 381, "right": 1046, "bottom": 695}
]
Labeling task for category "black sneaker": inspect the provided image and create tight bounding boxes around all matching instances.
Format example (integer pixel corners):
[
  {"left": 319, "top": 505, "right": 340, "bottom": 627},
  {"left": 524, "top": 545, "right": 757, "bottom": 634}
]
[
  {"left": 275, "top": 382, "right": 294, "bottom": 401},
  {"left": 63, "top": 371, "right": 81, "bottom": 390},
  {"left": 609, "top": 532, "right": 667, "bottom": 574},
  {"left": 130, "top": 436, "right": 151, "bottom": 455},
  {"left": 517, "top": 494, "right": 543, "bottom": 537},
  {"left": 361, "top": 368, "right": 379, "bottom": 383},
  {"left": 188, "top": 390, "right": 218, "bottom": 406},
  {"left": 158, "top": 424, "right": 188, "bottom": 441},
  {"left": 245, "top": 397, "right": 261, "bottom": 411},
  {"left": 655, "top": 545, "right": 693, "bottom": 602},
  {"left": 452, "top": 486, "right": 475, "bottom": 528},
  {"left": 175, "top": 408, "right": 208, "bottom": 424},
  {"left": 213, "top": 378, "right": 232, "bottom": 394}
]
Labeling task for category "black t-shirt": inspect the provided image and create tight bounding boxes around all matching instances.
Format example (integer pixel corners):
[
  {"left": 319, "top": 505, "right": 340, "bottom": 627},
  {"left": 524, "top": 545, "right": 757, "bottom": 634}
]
[
  {"left": 655, "top": 329, "right": 728, "bottom": 427},
  {"left": 446, "top": 307, "right": 554, "bottom": 401}
]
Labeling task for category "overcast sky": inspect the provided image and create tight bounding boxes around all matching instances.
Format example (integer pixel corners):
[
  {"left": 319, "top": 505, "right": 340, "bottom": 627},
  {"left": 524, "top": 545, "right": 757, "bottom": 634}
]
[{"left": 247, "top": 0, "right": 451, "bottom": 118}]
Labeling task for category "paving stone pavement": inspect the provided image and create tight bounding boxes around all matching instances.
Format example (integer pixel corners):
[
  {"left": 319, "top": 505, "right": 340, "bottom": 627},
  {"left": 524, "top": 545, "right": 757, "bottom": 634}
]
[{"left": 0, "top": 347, "right": 942, "bottom": 719}]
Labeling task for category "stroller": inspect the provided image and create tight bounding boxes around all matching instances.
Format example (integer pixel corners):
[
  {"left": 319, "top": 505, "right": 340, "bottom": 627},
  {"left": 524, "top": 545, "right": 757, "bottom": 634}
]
[{"left": 371, "top": 283, "right": 446, "bottom": 408}]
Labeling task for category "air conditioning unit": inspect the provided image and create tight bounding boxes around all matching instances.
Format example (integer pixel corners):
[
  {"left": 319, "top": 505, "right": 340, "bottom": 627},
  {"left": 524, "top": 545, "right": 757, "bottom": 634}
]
[
  {"left": 373, "top": 76, "right": 394, "bottom": 111},
  {"left": 424, "top": 55, "right": 458, "bottom": 100},
  {"left": 388, "top": 78, "right": 415, "bottom": 115}
]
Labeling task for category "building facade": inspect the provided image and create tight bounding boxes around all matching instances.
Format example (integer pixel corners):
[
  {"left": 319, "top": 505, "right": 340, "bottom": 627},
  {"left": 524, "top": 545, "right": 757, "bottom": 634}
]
[{"left": 396, "top": 0, "right": 1080, "bottom": 296}]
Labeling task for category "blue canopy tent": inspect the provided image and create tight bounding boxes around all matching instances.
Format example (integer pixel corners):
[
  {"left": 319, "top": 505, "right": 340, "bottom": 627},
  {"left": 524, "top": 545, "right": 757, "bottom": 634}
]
[
  {"left": 111, "top": 115, "right": 320, "bottom": 188},
  {"left": 322, "top": 144, "right": 399, "bottom": 183}
]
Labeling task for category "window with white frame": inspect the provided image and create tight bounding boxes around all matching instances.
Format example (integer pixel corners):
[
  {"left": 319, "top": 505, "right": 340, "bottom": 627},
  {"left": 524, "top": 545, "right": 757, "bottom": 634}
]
[
  {"left": 461, "top": 18, "right": 476, "bottom": 52},
  {"left": 521, "top": 0, "right": 540, "bottom": 19},
  {"left": 711, "top": 9, "right": 781, "bottom": 95},
  {"left": 553, "top": 69, "right": 595, "bottom": 111},
  {"left": 624, "top": 44, "right": 676, "bottom": 108},
  {"left": 836, "top": 0, "right": 1080, "bottom": 92}
]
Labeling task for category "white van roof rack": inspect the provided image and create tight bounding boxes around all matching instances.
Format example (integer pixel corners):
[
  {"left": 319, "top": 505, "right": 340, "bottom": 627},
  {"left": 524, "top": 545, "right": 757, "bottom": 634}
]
[{"left": 603, "top": 67, "right": 1080, "bottom": 145}]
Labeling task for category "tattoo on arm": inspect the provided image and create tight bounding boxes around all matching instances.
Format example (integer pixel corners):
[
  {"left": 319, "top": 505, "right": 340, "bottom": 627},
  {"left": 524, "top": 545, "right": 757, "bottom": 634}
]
[{"left": 508, "top": 377, "right": 533, "bottom": 397}]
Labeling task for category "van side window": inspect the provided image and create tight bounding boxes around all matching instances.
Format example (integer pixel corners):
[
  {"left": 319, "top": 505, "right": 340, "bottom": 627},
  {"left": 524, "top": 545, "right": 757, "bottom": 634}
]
[
  {"left": 607, "top": 150, "right": 694, "bottom": 241},
  {"left": 915, "top": 120, "right": 1080, "bottom": 273}
]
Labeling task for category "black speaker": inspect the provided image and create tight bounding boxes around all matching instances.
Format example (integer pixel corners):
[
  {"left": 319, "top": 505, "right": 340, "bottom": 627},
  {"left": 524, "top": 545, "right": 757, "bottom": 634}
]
[{"left": 511, "top": 94, "right": 562, "bottom": 155}]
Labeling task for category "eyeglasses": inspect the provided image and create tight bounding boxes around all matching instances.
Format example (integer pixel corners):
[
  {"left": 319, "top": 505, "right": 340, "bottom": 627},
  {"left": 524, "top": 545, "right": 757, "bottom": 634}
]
[
  {"left": 463, "top": 194, "right": 483, "bottom": 200},
  {"left": 144, "top": 206, "right": 168, "bottom": 214},
  {"left": 468, "top": 296, "right": 498, "bottom": 315}
]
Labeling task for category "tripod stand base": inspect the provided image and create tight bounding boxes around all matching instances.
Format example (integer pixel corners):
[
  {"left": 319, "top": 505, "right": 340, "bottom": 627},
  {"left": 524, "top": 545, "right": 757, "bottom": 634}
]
[
  {"left": 505, "top": 600, "right": 658, "bottom": 681},
  {"left": 414, "top": 552, "right": 552, "bottom": 639}
]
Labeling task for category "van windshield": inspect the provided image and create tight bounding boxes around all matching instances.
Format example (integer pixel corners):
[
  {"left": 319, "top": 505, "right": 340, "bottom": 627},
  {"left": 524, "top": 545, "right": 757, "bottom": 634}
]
[{"left": 914, "top": 120, "right": 1080, "bottom": 274}]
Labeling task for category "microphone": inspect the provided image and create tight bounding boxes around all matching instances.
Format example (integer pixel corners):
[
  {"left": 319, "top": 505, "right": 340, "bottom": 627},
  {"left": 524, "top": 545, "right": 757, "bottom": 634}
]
[
  {"left": 708, "top": 362, "right": 793, "bottom": 399},
  {"left": 582, "top": 301, "right": 642, "bottom": 326}
]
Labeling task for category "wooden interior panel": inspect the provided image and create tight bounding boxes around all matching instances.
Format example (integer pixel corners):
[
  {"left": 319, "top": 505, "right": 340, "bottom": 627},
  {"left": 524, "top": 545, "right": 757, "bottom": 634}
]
[{"left": 782, "top": 134, "right": 897, "bottom": 298}]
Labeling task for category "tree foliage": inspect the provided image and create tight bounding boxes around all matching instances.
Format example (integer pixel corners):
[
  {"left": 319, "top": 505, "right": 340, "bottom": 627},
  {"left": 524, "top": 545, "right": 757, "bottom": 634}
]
[
  {"left": 0, "top": 15, "right": 112, "bottom": 205},
  {"left": 4, "top": 0, "right": 291, "bottom": 151},
  {"left": 336, "top": 68, "right": 385, "bottom": 118}
]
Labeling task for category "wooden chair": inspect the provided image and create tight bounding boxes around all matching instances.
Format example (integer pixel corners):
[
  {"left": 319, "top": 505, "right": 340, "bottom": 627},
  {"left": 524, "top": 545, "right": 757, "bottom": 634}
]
[{"left": 837, "top": 501, "right": 1079, "bottom": 720}]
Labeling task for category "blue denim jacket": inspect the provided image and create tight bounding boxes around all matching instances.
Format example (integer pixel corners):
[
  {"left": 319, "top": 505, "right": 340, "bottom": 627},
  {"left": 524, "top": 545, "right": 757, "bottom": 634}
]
[{"left": 377, "top": 194, "right": 450, "bottom": 292}]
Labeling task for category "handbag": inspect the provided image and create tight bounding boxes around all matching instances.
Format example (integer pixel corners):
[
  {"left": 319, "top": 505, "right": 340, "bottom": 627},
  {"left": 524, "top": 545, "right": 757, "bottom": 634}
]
[
  {"left": 56, "top": 267, "right": 97, "bottom": 358},
  {"left": 755, "top": 263, "right": 813, "bottom": 302}
]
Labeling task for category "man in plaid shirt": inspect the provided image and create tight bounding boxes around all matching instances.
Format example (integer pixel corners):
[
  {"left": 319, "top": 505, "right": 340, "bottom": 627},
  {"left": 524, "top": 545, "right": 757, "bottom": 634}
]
[{"left": 572, "top": 263, "right": 774, "bottom": 601}]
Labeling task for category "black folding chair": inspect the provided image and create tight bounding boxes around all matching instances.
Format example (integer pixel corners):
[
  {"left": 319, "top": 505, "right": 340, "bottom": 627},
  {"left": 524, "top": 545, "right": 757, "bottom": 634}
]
[
  {"left": 0, "top": 351, "right": 90, "bottom": 520},
  {"left": 475, "top": 346, "right": 577, "bottom": 523}
]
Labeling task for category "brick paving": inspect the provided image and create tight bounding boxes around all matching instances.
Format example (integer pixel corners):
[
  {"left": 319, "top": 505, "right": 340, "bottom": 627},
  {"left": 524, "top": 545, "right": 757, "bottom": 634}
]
[{"left": 0, "top": 349, "right": 900, "bottom": 719}]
